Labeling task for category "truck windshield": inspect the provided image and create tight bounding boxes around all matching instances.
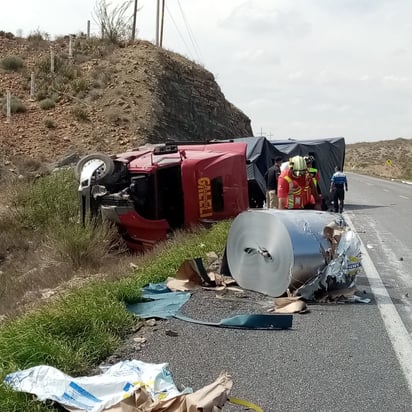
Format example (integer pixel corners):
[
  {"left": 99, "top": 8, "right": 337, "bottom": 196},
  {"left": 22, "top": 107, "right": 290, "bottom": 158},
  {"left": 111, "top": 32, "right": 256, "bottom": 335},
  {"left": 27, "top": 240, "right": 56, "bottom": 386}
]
[{"left": 129, "top": 167, "right": 184, "bottom": 228}]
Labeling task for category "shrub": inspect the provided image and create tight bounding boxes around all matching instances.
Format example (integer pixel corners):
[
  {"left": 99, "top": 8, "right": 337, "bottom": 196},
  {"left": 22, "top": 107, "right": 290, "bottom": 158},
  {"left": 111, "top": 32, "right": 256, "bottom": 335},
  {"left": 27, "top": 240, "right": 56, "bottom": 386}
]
[
  {"left": 0, "top": 30, "right": 15, "bottom": 40},
  {"left": 35, "top": 55, "right": 66, "bottom": 75},
  {"left": 44, "top": 118, "right": 56, "bottom": 129},
  {"left": 10, "top": 97, "right": 27, "bottom": 113},
  {"left": 17, "top": 158, "right": 43, "bottom": 173},
  {"left": 89, "top": 89, "right": 102, "bottom": 101},
  {"left": 1, "top": 56, "right": 24, "bottom": 71},
  {"left": 94, "top": 0, "right": 133, "bottom": 44},
  {"left": 39, "top": 98, "right": 55, "bottom": 110},
  {"left": 1, "top": 96, "right": 27, "bottom": 114},
  {"left": 59, "top": 64, "right": 77, "bottom": 80},
  {"left": 71, "top": 78, "right": 89, "bottom": 94},
  {"left": 71, "top": 106, "right": 89, "bottom": 122},
  {"left": 105, "top": 108, "right": 130, "bottom": 126},
  {"left": 27, "top": 29, "right": 47, "bottom": 42}
]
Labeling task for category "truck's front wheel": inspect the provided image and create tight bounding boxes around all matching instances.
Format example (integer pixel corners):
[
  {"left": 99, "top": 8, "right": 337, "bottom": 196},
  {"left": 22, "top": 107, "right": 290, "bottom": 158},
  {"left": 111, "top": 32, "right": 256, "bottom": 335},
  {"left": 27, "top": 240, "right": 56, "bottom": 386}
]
[{"left": 75, "top": 153, "right": 115, "bottom": 184}]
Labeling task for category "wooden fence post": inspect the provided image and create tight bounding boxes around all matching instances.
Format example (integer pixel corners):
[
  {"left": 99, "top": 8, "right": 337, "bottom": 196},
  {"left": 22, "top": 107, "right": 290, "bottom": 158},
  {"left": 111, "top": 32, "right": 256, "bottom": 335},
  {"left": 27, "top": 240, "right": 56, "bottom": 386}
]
[
  {"left": 68, "top": 35, "right": 73, "bottom": 60},
  {"left": 50, "top": 46, "right": 55, "bottom": 73},
  {"left": 5, "top": 90, "right": 11, "bottom": 123},
  {"left": 87, "top": 20, "right": 91, "bottom": 39},
  {"left": 30, "top": 71, "right": 35, "bottom": 100}
]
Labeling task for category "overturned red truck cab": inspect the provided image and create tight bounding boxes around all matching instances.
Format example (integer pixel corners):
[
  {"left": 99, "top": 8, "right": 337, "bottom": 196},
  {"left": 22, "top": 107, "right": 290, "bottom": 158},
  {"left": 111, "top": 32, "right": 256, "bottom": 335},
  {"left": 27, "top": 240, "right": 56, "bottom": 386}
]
[{"left": 76, "top": 142, "right": 249, "bottom": 251}]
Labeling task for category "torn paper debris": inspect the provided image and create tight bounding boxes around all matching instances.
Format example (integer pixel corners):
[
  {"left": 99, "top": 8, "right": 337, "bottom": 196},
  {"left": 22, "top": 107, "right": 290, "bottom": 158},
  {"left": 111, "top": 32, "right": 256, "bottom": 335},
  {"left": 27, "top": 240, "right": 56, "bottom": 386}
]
[
  {"left": 116, "top": 372, "right": 232, "bottom": 412},
  {"left": 4, "top": 360, "right": 191, "bottom": 412}
]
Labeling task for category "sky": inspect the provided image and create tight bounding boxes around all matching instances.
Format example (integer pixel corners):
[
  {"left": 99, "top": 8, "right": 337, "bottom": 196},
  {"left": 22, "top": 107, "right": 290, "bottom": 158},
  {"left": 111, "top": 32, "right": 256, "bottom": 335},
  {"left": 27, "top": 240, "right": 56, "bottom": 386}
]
[{"left": 2, "top": 0, "right": 412, "bottom": 143}]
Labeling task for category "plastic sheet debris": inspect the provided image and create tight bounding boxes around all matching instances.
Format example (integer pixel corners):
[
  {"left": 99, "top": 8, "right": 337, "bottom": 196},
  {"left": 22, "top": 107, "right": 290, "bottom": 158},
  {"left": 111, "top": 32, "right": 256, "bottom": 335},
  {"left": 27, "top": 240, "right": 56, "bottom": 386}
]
[
  {"left": 127, "top": 283, "right": 190, "bottom": 319},
  {"left": 296, "top": 229, "right": 362, "bottom": 301},
  {"left": 4, "top": 360, "right": 192, "bottom": 412},
  {"left": 174, "top": 312, "right": 292, "bottom": 329}
]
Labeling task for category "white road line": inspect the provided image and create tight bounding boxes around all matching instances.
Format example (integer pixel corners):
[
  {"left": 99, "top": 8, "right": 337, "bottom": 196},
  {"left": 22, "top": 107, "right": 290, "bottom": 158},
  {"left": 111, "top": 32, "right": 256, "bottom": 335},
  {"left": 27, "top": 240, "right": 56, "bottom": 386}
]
[
  {"left": 345, "top": 214, "right": 412, "bottom": 394},
  {"left": 399, "top": 195, "right": 409, "bottom": 200}
]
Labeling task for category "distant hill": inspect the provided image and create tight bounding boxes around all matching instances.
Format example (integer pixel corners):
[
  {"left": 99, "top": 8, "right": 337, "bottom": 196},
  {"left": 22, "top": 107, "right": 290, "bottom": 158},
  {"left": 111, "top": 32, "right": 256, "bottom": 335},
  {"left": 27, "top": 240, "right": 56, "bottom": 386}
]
[{"left": 345, "top": 137, "right": 412, "bottom": 181}]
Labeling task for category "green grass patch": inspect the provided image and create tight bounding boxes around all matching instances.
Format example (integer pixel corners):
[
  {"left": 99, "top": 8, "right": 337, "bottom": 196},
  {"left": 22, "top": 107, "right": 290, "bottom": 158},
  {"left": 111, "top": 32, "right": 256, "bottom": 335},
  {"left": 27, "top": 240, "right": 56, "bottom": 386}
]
[{"left": 14, "top": 169, "right": 78, "bottom": 230}]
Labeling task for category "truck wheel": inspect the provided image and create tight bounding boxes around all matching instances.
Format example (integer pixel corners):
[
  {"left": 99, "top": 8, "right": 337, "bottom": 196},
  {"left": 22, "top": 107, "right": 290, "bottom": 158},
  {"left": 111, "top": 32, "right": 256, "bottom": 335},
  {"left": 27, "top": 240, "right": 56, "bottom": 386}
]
[{"left": 75, "top": 153, "right": 115, "bottom": 183}]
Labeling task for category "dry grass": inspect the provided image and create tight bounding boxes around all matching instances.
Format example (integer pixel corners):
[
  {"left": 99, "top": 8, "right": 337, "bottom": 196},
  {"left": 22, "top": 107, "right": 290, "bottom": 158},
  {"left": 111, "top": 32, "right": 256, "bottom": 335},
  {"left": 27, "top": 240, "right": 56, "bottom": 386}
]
[{"left": 0, "top": 170, "right": 145, "bottom": 319}]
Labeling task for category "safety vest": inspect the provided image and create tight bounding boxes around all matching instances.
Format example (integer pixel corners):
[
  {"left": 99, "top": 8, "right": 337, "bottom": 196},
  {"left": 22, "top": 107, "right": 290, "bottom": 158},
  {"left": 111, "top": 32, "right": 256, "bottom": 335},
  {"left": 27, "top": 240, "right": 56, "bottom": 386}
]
[
  {"left": 283, "top": 174, "right": 310, "bottom": 209},
  {"left": 308, "top": 167, "right": 318, "bottom": 187}
]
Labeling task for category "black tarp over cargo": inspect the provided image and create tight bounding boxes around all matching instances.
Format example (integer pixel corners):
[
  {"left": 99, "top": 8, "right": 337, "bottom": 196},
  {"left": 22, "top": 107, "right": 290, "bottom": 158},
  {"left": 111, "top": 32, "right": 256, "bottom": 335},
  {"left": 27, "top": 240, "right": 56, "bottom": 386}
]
[
  {"left": 231, "top": 137, "right": 281, "bottom": 208},
  {"left": 269, "top": 137, "right": 346, "bottom": 207}
]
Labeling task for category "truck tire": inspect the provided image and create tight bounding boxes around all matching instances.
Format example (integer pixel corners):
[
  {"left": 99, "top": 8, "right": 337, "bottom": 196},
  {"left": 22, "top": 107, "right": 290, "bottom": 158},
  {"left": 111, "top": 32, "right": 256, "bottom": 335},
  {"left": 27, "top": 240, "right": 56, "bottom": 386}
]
[{"left": 75, "top": 153, "right": 115, "bottom": 183}]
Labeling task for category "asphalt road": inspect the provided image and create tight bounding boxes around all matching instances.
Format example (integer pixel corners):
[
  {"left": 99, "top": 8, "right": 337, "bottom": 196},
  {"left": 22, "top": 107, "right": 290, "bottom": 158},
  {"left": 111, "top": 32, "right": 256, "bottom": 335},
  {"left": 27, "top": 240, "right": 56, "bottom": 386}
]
[{"left": 117, "top": 173, "right": 412, "bottom": 411}]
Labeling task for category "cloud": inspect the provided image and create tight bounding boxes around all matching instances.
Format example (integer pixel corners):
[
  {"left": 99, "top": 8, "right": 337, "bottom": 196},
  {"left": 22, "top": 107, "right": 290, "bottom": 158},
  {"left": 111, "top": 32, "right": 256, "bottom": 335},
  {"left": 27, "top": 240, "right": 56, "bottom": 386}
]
[
  {"left": 220, "top": 1, "right": 311, "bottom": 38},
  {"left": 314, "top": 0, "right": 388, "bottom": 15},
  {"left": 233, "top": 49, "right": 281, "bottom": 65}
]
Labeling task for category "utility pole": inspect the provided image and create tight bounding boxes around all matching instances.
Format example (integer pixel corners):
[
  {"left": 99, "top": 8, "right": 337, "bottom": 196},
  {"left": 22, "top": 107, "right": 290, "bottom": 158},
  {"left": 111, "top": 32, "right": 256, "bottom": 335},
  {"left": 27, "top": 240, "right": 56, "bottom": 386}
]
[
  {"left": 131, "top": 0, "right": 138, "bottom": 41},
  {"left": 156, "top": 0, "right": 160, "bottom": 46},
  {"left": 160, "top": 0, "right": 165, "bottom": 47},
  {"left": 155, "top": 0, "right": 165, "bottom": 47}
]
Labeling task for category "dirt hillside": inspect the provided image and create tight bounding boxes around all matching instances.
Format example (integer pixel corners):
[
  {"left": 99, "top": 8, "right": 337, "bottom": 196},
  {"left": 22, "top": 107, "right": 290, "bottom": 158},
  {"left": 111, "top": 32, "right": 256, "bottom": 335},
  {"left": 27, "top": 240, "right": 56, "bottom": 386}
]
[{"left": 0, "top": 32, "right": 252, "bottom": 165}]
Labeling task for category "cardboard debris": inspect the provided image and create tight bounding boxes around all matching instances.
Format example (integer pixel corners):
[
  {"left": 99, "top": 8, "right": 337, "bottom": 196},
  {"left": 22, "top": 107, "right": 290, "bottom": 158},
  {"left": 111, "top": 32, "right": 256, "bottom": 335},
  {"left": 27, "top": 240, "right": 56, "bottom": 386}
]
[
  {"left": 114, "top": 372, "right": 232, "bottom": 412},
  {"left": 168, "top": 259, "right": 238, "bottom": 292},
  {"left": 166, "top": 277, "right": 202, "bottom": 292},
  {"left": 270, "top": 297, "right": 309, "bottom": 314},
  {"left": 168, "top": 259, "right": 214, "bottom": 291},
  {"left": 323, "top": 221, "right": 343, "bottom": 262}
]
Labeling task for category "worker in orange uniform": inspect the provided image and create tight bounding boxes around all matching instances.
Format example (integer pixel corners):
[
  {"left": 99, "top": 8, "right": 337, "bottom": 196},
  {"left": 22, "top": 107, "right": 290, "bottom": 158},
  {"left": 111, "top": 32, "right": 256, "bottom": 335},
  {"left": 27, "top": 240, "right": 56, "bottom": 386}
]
[
  {"left": 304, "top": 154, "right": 322, "bottom": 207},
  {"left": 277, "top": 155, "right": 321, "bottom": 210},
  {"left": 304, "top": 155, "right": 320, "bottom": 189}
]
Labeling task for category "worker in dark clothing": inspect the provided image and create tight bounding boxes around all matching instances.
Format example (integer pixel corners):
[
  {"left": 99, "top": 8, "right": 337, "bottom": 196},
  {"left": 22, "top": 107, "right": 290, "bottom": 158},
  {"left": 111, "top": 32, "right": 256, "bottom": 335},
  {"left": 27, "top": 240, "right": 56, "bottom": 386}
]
[
  {"left": 330, "top": 165, "right": 348, "bottom": 213},
  {"left": 264, "top": 156, "right": 283, "bottom": 208}
]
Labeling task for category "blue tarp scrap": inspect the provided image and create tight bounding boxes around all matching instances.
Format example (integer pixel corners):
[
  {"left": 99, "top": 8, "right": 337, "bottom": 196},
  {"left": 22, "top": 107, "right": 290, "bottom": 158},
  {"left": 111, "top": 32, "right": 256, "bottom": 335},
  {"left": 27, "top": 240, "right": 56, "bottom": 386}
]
[
  {"left": 127, "top": 283, "right": 191, "bottom": 319},
  {"left": 127, "top": 283, "right": 293, "bottom": 330}
]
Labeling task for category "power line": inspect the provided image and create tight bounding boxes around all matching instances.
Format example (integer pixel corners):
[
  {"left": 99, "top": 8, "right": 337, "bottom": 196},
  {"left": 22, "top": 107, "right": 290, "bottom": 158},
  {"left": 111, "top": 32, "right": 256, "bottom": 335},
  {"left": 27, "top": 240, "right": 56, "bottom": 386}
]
[
  {"left": 165, "top": 3, "right": 193, "bottom": 58},
  {"left": 176, "top": 0, "right": 202, "bottom": 61}
]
